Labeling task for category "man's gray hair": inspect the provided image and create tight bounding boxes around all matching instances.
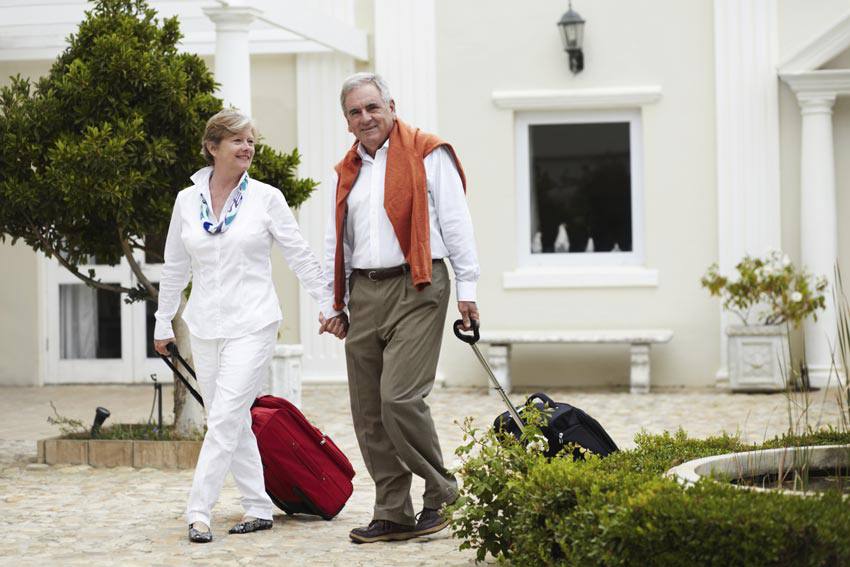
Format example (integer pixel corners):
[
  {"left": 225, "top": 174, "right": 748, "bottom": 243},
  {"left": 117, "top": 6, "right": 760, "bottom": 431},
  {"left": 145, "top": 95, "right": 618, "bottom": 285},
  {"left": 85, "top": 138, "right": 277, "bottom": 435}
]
[{"left": 339, "top": 72, "right": 393, "bottom": 112}]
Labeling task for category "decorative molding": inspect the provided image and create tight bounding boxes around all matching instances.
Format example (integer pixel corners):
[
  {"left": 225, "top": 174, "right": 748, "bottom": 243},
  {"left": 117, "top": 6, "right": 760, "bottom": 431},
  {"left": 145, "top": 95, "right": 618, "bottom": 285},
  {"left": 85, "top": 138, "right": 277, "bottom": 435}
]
[
  {"left": 492, "top": 86, "right": 662, "bottom": 111},
  {"left": 779, "top": 9, "right": 850, "bottom": 73},
  {"left": 203, "top": 6, "right": 256, "bottom": 114},
  {"left": 502, "top": 266, "right": 658, "bottom": 289},
  {"left": 202, "top": 6, "right": 261, "bottom": 30},
  {"left": 295, "top": 46, "right": 354, "bottom": 383},
  {"left": 374, "top": 0, "right": 437, "bottom": 131},
  {"left": 248, "top": 0, "right": 368, "bottom": 61},
  {"left": 779, "top": 70, "right": 850, "bottom": 97},
  {"left": 0, "top": 0, "right": 368, "bottom": 61},
  {"left": 0, "top": 36, "right": 331, "bottom": 62},
  {"left": 713, "top": 0, "right": 781, "bottom": 386}
]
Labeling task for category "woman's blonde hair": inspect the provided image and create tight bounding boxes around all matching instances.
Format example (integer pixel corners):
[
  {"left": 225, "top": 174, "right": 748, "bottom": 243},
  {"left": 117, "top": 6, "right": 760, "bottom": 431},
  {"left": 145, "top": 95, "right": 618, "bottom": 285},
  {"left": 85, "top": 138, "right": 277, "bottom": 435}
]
[{"left": 201, "top": 109, "right": 258, "bottom": 164}]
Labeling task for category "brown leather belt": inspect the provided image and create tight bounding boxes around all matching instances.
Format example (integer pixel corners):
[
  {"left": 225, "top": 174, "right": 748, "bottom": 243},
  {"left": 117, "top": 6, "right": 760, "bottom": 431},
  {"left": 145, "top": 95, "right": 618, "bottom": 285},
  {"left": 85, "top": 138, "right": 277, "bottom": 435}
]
[{"left": 353, "top": 259, "right": 443, "bottom": 282}]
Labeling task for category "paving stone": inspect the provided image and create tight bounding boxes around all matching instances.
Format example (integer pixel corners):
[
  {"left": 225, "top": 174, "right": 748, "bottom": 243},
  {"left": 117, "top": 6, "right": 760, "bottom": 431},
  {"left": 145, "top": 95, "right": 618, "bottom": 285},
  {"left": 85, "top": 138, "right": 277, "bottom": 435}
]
[{"left": 0, "top": 384, "right": 845, "bottom": 565}]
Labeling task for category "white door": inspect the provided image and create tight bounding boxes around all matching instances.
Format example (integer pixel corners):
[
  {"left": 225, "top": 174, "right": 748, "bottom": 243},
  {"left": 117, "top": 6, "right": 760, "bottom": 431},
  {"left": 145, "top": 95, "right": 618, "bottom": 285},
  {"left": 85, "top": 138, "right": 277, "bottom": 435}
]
[{"left": 44, "top": 251, "right": 169, "bottom": 384}]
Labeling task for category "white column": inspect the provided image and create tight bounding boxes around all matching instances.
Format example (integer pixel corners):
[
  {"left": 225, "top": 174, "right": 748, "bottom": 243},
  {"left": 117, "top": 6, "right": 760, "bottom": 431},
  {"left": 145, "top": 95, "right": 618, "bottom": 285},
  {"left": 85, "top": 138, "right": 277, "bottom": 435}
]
[
  {"left": 203, "top": 6, "right": 259, "bottom": 116},
  {"left": 798, "top": 94, "right": 838, "bottom": 387},
  {"left": 373, "top": 0, "right": 437, "bottom": 132},
  {"left": 295, "top": 50, "right": 355, "bottom": 382},
  {"left": 712, "top": 0, "right": 782, "bottom": 387}
]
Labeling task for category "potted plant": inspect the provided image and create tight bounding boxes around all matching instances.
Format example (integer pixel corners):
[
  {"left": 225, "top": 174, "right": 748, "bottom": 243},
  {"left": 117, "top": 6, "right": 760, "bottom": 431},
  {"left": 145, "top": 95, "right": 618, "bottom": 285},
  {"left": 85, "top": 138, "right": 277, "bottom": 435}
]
[{"left": 701, "top": 251, "right": 827, "bottom": 391}]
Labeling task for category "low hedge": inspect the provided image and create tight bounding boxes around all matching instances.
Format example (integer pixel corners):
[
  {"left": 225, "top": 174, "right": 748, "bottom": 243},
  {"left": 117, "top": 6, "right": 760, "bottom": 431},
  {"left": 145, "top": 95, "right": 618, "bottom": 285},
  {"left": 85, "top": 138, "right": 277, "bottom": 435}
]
[{"left": 447, "top": 419, "right": 850, "bottom": 566}]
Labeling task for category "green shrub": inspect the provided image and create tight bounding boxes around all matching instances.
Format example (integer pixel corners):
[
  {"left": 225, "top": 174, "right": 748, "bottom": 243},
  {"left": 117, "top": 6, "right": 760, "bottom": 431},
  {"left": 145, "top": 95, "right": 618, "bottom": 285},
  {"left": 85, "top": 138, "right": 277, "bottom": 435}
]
[{"left": 448, "top": 423, "right": 850, "bottom": 566}]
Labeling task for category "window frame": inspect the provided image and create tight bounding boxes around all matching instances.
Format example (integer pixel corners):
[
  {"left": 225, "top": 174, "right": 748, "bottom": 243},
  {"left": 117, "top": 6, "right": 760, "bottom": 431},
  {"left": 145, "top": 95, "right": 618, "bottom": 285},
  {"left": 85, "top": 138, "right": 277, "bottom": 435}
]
[{"left": 515, "top": 109, "right": 646, "bottom": 269}]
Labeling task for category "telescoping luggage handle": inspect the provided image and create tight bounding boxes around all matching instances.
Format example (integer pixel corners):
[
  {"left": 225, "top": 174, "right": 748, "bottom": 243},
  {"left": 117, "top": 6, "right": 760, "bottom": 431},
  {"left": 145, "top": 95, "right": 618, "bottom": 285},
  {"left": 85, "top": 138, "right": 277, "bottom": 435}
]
[
  {"left": 157, "top": 343, "right": 204, "bottom": 407},
  {"left": 453, "top": 319, "right": 525, "bottom": 433}
]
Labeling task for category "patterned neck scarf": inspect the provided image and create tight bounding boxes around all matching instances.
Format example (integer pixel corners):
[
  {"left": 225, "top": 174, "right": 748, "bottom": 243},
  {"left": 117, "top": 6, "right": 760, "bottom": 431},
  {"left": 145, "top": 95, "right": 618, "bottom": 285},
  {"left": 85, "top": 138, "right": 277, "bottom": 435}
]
[{"left": 200, "top": 171, "right": 249, "bottom": 234}]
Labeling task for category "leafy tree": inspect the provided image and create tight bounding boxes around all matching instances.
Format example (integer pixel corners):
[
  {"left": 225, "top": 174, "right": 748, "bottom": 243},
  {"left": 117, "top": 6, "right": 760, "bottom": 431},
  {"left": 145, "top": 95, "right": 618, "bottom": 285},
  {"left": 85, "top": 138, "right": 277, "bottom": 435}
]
[{"left": 0, "top": 0, "right": 317, "bottom": 427}]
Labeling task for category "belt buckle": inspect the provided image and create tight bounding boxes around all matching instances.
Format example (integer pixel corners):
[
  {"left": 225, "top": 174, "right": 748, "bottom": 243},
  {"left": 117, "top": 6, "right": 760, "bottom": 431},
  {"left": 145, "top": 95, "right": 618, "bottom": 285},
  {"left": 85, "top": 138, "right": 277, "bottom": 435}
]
[{"left": 367, "top": 270, "right": 378, "bottom": 281}]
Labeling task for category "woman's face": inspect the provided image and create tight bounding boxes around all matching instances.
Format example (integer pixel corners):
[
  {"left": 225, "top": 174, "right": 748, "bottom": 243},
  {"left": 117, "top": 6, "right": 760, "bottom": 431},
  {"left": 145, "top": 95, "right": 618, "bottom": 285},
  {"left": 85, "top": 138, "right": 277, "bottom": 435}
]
[{"left": 209, "top": 127, "right": 255, "bottom": 172}]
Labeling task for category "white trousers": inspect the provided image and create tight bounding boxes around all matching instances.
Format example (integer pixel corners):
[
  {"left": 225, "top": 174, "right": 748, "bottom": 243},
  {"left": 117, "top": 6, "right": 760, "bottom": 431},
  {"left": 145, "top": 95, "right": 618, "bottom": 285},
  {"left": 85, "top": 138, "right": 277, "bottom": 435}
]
[{"left": 185, "top": 322, "right": 277, "bottom": 527}]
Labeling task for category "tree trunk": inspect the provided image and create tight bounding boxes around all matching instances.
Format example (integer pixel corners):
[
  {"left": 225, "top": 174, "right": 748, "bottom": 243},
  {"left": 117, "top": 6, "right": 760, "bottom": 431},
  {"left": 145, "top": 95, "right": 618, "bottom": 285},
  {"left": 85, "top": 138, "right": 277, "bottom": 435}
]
[{"left": 172, "top": 294, "right": 205, "bottom": 436}]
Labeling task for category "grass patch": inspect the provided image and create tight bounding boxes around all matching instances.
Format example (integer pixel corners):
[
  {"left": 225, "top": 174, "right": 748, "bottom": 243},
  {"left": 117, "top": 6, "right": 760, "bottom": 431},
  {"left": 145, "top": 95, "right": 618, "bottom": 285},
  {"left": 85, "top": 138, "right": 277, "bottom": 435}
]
[{"left": 61, "top": 422, "right": 204, "bottom": 441}]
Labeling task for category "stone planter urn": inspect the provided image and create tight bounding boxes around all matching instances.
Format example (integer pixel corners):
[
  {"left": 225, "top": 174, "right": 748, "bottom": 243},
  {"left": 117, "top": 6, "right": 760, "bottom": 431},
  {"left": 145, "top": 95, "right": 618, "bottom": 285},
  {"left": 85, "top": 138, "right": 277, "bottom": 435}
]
[{"left": 727, "top": 324, "right": 790, "bottom": 392}]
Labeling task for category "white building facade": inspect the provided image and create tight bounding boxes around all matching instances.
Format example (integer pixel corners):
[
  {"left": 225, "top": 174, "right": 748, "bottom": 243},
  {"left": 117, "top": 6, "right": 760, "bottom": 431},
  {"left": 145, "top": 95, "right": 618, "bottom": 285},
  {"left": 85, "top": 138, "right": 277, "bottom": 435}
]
[{"left": 1, "top": 0, "right": 849, "bottom": 391}]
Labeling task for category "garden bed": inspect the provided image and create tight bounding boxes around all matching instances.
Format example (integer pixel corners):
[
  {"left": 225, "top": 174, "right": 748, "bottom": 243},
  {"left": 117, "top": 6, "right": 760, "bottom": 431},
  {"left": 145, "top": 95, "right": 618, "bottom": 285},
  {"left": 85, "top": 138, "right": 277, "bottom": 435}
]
[
  {"left": 38, "top": 424, "right": 203, "bottom": 469},
  {"left": 447, "top": 420, "right": 850, "bottom": 566}
]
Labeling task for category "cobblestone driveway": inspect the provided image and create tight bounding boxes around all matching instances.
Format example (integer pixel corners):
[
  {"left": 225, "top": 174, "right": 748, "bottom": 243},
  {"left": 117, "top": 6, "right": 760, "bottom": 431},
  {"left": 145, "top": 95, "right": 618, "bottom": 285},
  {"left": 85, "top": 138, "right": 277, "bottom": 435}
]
[{"left": 0, "top": 384, "right": 844, "bottom": 566}]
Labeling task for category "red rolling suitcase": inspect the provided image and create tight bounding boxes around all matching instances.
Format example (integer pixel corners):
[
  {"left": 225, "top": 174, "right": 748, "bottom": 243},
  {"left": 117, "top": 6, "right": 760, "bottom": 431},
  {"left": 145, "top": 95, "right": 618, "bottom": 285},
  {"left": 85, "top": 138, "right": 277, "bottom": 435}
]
[
  {"left": 250, "top": 395, "right": 355, "bottom": 519},
  {"left": 159, "top": 344, "right": 355, "bottom": 520}
]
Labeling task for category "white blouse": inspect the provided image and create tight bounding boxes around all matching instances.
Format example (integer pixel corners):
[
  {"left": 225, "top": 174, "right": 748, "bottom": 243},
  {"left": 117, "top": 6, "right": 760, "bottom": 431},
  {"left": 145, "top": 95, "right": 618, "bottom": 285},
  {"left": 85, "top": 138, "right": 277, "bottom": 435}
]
[{"left": 154, "top": 167, "right": 328, "bottom": 341}]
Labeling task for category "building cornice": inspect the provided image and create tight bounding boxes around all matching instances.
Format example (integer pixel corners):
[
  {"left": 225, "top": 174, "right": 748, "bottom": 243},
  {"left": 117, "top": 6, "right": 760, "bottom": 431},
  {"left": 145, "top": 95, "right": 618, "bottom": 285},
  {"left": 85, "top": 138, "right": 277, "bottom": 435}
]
[
  {"left": 779, "top": 70, "right": 850, "bottom": 97},
  {"left": 491, "top": 86, "right": 662, "bottom": 110}
]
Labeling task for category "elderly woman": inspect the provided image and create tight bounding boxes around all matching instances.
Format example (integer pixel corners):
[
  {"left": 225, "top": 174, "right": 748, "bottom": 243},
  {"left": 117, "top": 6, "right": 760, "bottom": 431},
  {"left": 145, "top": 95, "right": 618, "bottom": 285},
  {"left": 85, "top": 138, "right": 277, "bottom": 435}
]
[{"left": 153, "top": 109, "right": 328, "bottom": 543}]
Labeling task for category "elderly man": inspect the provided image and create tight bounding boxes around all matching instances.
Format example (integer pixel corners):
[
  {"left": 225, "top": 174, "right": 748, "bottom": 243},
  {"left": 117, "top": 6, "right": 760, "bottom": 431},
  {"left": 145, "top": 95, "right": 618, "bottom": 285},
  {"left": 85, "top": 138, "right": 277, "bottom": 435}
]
[{"left": 319, "top": 72, "right": 480, "bottom": 544}]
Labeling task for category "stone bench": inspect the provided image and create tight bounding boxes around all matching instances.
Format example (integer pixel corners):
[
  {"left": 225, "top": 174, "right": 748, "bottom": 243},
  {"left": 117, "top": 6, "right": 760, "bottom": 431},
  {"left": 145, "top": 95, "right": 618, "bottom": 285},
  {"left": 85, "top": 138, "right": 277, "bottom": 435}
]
[{"left": 477, "top": 329, "right": 674, "bottom": 394}]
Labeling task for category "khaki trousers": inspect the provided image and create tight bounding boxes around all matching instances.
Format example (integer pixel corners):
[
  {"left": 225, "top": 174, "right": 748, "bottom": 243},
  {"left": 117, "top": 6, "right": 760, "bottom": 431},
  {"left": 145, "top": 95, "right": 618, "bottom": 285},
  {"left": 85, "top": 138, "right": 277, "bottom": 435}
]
[{"left": 345, "top": 260, "right": 457, "bottom": 526}]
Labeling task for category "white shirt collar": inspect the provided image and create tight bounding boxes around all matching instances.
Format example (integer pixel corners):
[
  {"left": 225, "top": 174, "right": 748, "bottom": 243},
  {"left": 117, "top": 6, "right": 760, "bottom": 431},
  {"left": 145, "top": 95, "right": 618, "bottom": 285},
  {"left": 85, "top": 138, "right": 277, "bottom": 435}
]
[
  {"left": 190, "top": 166, "right": 214, "bottom": 186},
  {"left": 191, "top": 166, "right": 249, "bottom": 214},
  {"left": 356, "top": 138, "right": 390, "bottom": 162}
]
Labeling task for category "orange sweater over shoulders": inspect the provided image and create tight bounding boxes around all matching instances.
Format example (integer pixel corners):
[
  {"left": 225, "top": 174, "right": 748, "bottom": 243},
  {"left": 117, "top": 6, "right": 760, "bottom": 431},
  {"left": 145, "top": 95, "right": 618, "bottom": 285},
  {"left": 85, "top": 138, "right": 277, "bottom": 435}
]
[{"left": 332, "top": 119, "right": 466, "bottom": 311}]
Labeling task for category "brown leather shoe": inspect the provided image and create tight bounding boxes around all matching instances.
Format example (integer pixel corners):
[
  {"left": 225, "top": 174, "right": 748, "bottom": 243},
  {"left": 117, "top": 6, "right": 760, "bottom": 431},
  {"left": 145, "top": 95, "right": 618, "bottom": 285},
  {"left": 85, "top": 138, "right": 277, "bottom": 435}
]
[
  {"left": 349, "top": 520, "right": 416, "bottom": 544},
  {"left": 412, "top": 507, "right": 449, "bottom": 536}
]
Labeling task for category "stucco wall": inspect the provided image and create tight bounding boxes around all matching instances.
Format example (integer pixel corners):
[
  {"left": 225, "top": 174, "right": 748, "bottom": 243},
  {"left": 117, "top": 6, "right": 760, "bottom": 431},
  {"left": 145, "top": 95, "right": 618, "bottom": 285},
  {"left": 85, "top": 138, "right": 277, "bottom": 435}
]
[
  {"left": 0, "top": 61, "right": 52, "bottom": 385},
  {"left": 0, "top": 241, "right": 41, "bottom": 385},
  {"left": 248, "top": 54, "right": 305, "bottom": 344},
  {"left": 433, "top": 0, "right": 718, "bottom": 389}
]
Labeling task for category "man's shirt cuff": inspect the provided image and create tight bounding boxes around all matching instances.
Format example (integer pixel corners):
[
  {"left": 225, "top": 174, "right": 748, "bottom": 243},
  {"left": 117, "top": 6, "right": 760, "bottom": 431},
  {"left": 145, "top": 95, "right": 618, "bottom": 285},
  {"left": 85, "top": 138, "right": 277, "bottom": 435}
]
[{"left": 456, "top": 281, "right": 477, "bottom": 303}]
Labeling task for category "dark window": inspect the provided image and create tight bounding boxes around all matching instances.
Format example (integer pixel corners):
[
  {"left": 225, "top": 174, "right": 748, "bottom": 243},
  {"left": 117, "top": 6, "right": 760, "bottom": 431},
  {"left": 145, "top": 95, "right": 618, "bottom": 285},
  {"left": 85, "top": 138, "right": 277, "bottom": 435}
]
[
  {"left": 59, "top": 284, "right": 122, "bottom": 359},
  {"left": 529, "top": 122, "right": 632, "bottom": 254}
]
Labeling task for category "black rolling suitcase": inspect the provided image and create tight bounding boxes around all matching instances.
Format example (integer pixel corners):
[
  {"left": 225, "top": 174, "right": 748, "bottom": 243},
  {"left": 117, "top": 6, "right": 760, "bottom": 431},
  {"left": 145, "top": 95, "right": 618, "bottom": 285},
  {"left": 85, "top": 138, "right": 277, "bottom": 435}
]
[{"left": 453, "top": 320, "right": 619, "bottom": 459}]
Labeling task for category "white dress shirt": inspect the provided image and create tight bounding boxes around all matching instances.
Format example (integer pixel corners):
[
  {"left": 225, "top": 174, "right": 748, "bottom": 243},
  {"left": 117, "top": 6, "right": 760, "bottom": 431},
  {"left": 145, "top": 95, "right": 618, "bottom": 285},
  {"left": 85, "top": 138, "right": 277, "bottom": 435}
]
[
  {"left": 155, "top": 166, "right": 328, "bottom": 340},
  {"left": 323, "top": 140, "right": 479, "bottom": 315}
]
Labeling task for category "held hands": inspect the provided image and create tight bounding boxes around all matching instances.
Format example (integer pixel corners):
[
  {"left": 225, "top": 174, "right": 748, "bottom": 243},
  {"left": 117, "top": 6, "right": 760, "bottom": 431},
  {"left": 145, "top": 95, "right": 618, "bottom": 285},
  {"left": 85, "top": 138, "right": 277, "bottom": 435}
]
[
  {"left": 458, "top": 301, "right": 479, "bottom": 331},
  {"left": 153, "top": 338, "right": 175, "bottom": 356},
  {"left": 319, "top": 312, "right": 349, "bottom": 340}
]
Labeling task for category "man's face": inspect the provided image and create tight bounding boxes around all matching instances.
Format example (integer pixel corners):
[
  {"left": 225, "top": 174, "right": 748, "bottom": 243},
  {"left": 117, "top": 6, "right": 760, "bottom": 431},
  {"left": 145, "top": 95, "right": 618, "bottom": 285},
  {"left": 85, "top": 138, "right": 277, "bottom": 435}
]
[{"left": 343, "top": 84, "right": 396, "bottom": 156}]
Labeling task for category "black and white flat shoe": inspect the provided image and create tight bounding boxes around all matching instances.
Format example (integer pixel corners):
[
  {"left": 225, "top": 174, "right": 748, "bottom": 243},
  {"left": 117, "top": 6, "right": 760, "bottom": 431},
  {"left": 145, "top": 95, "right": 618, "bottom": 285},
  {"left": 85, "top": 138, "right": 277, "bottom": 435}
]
[
  {"left": 228, "top": 518, "right": 273, "bottom": 534},
  {"left": 188, "top": 523, "right": 213, "bottom": 543}
]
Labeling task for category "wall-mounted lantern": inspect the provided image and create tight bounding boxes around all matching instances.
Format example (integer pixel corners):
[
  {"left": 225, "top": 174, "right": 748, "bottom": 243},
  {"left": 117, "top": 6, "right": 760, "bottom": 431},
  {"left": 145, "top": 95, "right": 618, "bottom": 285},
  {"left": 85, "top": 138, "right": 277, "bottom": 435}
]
[{"left": 557, "top": 1, "right": 585, "bottom": 74}]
